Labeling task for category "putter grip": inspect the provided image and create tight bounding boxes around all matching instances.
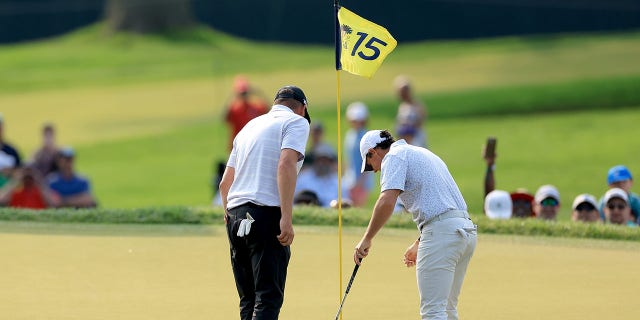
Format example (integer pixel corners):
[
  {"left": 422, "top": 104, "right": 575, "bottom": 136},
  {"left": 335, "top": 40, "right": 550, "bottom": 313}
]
[{"left": 345, "top": 260, "right": 361, "bottom": 293}]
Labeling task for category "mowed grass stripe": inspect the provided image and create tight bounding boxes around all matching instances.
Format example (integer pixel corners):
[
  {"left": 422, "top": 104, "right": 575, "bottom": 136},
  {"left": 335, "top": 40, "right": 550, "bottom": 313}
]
[{"left": 0, "top": 223, "right": 638, "bottom": 320}]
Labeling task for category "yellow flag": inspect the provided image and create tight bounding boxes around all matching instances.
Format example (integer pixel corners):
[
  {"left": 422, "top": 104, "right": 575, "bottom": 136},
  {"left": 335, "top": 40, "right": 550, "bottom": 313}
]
[{"left": 337, "top": 7, "right": 397, "bottom": 78}]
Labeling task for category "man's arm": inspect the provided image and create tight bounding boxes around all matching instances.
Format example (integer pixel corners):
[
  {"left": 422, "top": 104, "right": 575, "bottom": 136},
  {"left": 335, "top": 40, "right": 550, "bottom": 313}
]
[
  {"left": 354, "top": 189, "right": 401, "bottom": 264},
  {"left": 483, "top": 146, "right": 496, "bottom": 197},
  {"left": 219, "top": 166, "right": 235, "bottom": 222},
  {"left": 276, "top": 148, "right": 300, "bottom": 246}
]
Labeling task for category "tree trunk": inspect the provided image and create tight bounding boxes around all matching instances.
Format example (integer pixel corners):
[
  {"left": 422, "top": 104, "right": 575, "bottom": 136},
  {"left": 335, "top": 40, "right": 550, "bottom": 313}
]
[{"left": 105, "top": 0, "right": 193, "bottom": 33}]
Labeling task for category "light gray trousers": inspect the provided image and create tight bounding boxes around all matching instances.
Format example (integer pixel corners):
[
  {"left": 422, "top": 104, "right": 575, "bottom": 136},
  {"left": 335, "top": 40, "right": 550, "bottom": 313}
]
[{"left": 417, "top": 213, "right": 477, "bottom": 320}]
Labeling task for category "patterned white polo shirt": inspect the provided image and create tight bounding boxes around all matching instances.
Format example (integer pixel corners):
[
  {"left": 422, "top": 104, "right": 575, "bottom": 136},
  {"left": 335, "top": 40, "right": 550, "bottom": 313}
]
[{"left": 380, "top": 140, "right": 467, "bottom": 230}]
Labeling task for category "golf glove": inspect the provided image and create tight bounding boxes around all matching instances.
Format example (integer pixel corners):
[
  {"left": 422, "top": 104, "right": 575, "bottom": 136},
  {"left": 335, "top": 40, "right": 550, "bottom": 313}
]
[{"left": 237, "top": 213, "right": 255, "bottom": 237}]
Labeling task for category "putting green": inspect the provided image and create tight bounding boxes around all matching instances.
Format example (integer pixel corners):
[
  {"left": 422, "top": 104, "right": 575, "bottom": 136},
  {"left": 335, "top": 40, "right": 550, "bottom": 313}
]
[{"left": 0, "top": 222, "right": 638, "bottom": 319}]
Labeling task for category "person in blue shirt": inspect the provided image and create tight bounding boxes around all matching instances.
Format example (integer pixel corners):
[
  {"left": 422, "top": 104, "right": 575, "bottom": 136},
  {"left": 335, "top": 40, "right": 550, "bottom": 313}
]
[
  {"left": 47, "top": 147, "right": 97, "bottom": 208},
  {"left": 598, "top": 165, "right": 640, "bottom": 224}
]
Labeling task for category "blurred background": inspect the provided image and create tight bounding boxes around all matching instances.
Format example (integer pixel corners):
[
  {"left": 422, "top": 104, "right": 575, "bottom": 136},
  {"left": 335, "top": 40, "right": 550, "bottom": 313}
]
[{"left": 1, "top": 0, "right": 639, "bottom": 218}]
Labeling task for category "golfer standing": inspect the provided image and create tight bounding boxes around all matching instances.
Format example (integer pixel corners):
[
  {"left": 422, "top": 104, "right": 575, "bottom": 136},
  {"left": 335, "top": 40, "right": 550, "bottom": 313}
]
[
  {"left": 354, "top": 129, "right": 476, "bottom": 320},
  {"left": 220, "top": 85, "right": 311, "bottom": 320}
]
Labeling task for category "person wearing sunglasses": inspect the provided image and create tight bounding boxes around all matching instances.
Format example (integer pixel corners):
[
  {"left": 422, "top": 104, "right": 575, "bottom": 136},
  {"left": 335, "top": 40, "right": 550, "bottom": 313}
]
[
  {"left": 533, "top": 185, "right": 561, "bottom": 220},
  {"left": 571, "top": 194, "right": 600, "bottom": 223},
  {"left": 597, "top": 165, "right": 640, "bottom": 224},
  {"left": 602, "top": 188, "right": 636, "bottom": 226}
]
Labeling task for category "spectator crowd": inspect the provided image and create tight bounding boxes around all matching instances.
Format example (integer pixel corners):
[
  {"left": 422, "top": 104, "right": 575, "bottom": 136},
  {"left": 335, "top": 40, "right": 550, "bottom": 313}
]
[
  {"left": 0, "top": 116, "right": 97, "bottom": 210},
  {"left": 218, "top": 74, "right": 638, "bottom": 228},
  {"left": 483, "top": 142, "right": 638, "bottom": 227}
]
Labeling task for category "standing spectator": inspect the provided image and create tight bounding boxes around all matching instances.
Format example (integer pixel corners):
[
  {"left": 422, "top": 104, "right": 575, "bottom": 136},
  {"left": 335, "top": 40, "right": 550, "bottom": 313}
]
[
  {"left": 598, "top": 165, "right": 640, "bottom": 223},
  {"left": 571, "top": 194, "right": 600, "bottom": 223},
  {"left": 295, "top": 144, "right": 349, "bottom": 208},
  {"left": 602, "top": 188, "right": 636, "bottom": 226},
  {"left": 224, "top": 75, "right": 269, "bottom": 150},
  {"left": 394, "top": 75, "right": 427, "bottom": 147},
  {"left": 0, "top": 114, "right": 22, "bottom": 187},
  {"left": 47, "top": 147, "right": 97, "bottom": 208},
  {"left": 31, "top": 123, "right": 59, "bottom": 177},
  {"left": 533, "top": 185, "right": 561, "bottom": 220},
  {"left": 344, "top": 101, "right": 373, "bottom": 207},
  {"left": 0, "top": 166, "right": 59, "bottom": 209},
  {"left": 219, "top": 85, "right": 310, "bottom": 320},
  {"left": 353, "top": 129, "right": 476, "bottom": 320}
]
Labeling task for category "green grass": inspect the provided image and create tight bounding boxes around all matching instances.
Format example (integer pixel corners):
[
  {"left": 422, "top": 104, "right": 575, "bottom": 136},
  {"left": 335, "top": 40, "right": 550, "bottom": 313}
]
[
  {"left": 1, "top": 222, "right": 639, "bottom": 319},
  {"left": 2, "top": 206, "right": 639, "bottom": 241},
  {"left": 1, "top": 25, "right": 640, "bottom": 215}
]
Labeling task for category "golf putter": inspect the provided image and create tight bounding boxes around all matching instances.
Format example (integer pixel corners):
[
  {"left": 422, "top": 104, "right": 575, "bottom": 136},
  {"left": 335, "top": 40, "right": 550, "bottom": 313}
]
[{"left": 333, "top": 259, "right": 362, "bottom": 320}]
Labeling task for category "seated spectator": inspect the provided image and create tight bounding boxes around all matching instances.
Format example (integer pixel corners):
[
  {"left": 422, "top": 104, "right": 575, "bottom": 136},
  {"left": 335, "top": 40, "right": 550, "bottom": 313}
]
[
  {"left": 0, "top": 114, "right": 22, "bottom": 188},
  {"left": 47, "top": 147, "right": 97, "bottom": 208},
  {"left": 598, "top": 165, "right": 640, "bottom": 223},
  {"left": 484, "top": 190, "right": 512, "bottom": 219},
  {"left": 295, "top": 144, "right": 349, "bottom": 208},
  {"left": 303, "top": 122, "right": 332, "bottom": 169},
  {"left": 0, "top": 166, "right": 59, "bottom": 209},
  {"left": 533, "top": 185, "right": 561, "bottom": 220},
  {"left": 602, "top": 188, "right": 636, "bottom": 226},
  {"left": 31, "top": 123, "right": 59, "bottom": 177},
  {"left": 293, "top": 190, "right": 321, "bottom": 206},
  {"left": 571, "top": 194, "right": 600, "bottom": 223},
  {"left": 510, "top": 189, "right": 535, "bottom": 218}
]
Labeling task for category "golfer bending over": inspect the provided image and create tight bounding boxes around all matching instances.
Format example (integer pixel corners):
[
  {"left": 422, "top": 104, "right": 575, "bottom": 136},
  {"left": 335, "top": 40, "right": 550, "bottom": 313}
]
[
  {"left": 220, "top": 85, "right": 311, "bottom": 320},
  {"left": 354, "top": 129, "right": 476, "bottom": 320}
]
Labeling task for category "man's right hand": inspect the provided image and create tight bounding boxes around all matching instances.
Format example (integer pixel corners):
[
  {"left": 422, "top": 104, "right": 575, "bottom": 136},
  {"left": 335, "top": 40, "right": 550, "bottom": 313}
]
[{"left": 277, "top": 218, "right": 294, "bottom": 246}]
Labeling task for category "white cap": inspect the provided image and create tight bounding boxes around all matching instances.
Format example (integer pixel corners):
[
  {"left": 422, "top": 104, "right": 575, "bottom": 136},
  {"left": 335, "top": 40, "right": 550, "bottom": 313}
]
[
  {"left": 484, "top": 190, "right": 512, "bottom": 219},
  {"left": 393, "top": 75, "right": 410, "bottom": 89},
  {"left": 534, "top": 185, "right": 560, "bottom": 204},
  {"left": 572, "top": 194, "right": 597, "bottom": 210},
  {"left": 359, "top": 130, "right": 386, "bottom": 173},
  {"left": 346, "top": 102, "right": 368, "bottom": 122},
  {"left": 603, "top": 188, "right": 628, "bottom": 204}
]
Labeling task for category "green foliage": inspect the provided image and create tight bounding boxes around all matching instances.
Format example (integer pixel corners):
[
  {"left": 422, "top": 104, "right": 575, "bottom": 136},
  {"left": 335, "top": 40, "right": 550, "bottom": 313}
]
[{"left": 1, "top": 206, "right": 638, "bottom": 241}]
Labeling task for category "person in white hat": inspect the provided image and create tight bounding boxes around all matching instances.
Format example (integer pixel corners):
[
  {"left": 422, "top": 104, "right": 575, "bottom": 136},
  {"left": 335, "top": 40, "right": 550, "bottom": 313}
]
[
  {"left": 571, "top": 194, "right": 600, "bottom": 223},
  {"left": 343, "top": 102, "right": 373, "bottom": 207},
  {"left": 533, "top": 184, "right": 561, "bottom": 220},
  {"left": 602, "top": 188, "right": 635, "bottom": 226},
  {"left": 353, "top": 129, "right": 476, "bottom": 320},
  {"left": 484, "top": 190, "right": 512, "bottom": 219}
]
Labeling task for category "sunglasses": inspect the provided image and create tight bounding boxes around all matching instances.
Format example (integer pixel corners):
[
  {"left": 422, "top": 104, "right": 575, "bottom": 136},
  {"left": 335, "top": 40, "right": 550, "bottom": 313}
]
[
  {"left": 607, "top": 204, "right": 627, "bottom": 210},
  {"left": 575, "top": 203, "right": 595, "bottom": 211},
  {"left": 540, "top": 198, "right": 558, "bottom": 207}
]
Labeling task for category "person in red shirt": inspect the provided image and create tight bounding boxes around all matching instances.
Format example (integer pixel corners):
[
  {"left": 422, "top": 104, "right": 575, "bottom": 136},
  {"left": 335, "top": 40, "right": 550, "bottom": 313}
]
[
  {"left": 0, "top": 166, "right": 59, "bottom": 209},
  {"left": 224, "top": 76, "right": 269, "bottom": 150}
]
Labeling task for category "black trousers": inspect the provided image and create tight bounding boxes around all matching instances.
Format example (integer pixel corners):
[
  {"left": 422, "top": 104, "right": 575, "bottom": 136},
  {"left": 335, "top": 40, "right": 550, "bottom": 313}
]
[{"left": 226, "top": 203, "right": 290, "bottom": 320}]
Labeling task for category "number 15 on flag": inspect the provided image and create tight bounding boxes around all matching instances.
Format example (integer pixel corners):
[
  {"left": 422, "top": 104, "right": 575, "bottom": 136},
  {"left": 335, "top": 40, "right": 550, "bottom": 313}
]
[{"left": 337, "top": 7, "right": 397, "bottom": 79}]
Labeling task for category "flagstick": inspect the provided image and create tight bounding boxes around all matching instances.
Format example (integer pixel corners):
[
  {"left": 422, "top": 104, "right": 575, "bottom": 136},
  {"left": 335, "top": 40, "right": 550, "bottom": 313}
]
[
  {"left": 334, "top": 1, "right": 344, "bottom": 318},
  {"left": 335, "top": 69, "right": 345, "bottom": 320}
]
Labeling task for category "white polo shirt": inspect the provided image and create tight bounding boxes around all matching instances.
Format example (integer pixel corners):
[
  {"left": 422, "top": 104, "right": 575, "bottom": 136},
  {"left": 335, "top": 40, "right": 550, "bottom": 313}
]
[
  {"left": 380, "top": 140, "right": 467, "bottom": 230},
  {"left": 226, "top": 105, "right": 310, "bottom": 209}
]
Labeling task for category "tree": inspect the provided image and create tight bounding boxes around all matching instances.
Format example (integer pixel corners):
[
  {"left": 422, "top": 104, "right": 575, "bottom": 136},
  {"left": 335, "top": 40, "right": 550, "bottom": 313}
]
[{"left": 105, "top": 0, "right": 194, "bottom": 33}]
